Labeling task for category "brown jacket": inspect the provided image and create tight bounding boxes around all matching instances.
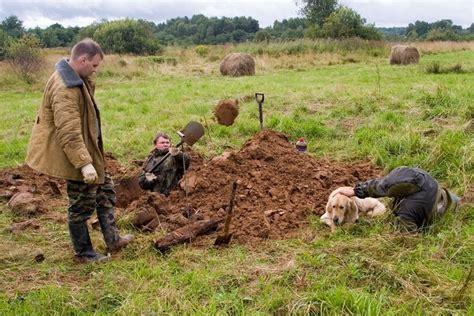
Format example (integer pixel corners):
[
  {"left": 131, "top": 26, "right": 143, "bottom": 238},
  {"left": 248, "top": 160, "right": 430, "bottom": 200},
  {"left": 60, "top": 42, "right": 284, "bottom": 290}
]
[{"left": 26, "top": 59, "right": 105, "bottom": 183}]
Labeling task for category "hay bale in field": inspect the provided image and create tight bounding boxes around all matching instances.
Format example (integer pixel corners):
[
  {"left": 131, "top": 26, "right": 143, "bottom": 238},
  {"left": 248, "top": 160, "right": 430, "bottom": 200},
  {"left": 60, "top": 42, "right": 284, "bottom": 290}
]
[
  {"left": 214, "top": 99, "right": 239, "bottom": 126},
  {"left": 220, "top": 53, "right": 255, "bottom": 77},
  {"left": 389, "top": 45, "right": 420, "bottom": 65}
]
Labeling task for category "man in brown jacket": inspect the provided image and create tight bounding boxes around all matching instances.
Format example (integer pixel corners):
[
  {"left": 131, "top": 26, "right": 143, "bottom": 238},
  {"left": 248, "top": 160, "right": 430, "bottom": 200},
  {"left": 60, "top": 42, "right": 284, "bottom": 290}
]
[{"left": 26, "top": 39, "right": 133, "bottom": 263}]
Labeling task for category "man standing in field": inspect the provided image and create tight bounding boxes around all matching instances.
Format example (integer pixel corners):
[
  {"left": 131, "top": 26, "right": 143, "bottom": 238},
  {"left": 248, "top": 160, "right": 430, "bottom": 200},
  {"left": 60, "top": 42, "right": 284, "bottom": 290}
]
[
  {"left": 336, "top": 166, "right": 460, "bottom": 232},
  {"left": 138, "top": 132, "right": 190, "bottom": 196},
  {"left": 26, "top": 38, "right": 133, "bottom": 263}
]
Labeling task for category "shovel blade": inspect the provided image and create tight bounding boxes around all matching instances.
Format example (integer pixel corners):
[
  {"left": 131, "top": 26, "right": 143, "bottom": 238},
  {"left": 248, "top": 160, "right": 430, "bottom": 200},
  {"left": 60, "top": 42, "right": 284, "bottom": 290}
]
[
  {"left": 214, "top": 233, "right": 233, "bottom": 247},
  {"left": 179, "top": 121, "right": 204, "bottom": 146}
]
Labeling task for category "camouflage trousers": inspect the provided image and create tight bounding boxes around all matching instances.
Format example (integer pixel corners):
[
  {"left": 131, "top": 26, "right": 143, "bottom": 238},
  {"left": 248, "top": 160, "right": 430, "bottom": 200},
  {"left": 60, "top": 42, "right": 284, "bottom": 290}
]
[
  {"left": 66, "top": 174, "right": 117, "bottom": 224},
  {"left": 66, "top": 175, "right": 120, "bottom": 256}
]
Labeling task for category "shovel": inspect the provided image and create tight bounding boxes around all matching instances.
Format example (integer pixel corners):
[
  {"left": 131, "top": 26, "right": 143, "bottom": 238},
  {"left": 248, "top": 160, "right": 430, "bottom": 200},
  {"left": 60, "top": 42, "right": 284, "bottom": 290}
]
[
  {"left": 148, "top": 121, "right": 204, "bottom": 173},
  {"left": 255, "top": 93, "right": 265, "bottom": 130},
  {"left": 214, "top": 180, "right": 238, "bottom": 247}
]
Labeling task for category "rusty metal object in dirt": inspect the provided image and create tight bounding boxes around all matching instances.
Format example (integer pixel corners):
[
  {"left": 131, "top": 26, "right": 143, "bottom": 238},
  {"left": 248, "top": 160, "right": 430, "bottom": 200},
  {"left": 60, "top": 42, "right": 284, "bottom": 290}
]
[
  {"left": 214, "top": 180, "right": 238, "bottom": 247},
  {"left": 154, "top": 218, "right": 222, "bottom": 253},
  {"left": 148, "top": 121, "right": 204, "bottom": 174}
]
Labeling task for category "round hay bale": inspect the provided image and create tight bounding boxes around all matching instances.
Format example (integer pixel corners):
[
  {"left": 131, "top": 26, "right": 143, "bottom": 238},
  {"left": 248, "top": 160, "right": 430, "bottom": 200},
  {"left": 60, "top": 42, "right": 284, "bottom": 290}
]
[
  {"left": 389, "top": 45, "right": 420, "bottom": 65},
  {"left": 220, "top": 53, "right": 255, "bottom": 77},
  {"left": 214, "top": 99, "right": 239, "bottom": 126}
]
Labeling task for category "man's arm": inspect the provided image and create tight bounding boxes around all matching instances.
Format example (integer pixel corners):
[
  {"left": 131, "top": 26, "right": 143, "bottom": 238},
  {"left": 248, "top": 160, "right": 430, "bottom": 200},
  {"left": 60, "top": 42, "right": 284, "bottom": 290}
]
[{"left": 354, "top": 167, "right": 424, "bottom": 199}]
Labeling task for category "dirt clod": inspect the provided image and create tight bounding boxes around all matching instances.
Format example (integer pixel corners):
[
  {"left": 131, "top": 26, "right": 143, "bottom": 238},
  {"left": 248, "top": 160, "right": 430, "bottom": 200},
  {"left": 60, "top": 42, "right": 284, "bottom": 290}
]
[
  {"left": 7, "top": 219, "right": 41, "bottom": 233},
  {"left": 214, "top": 99, "right": 239, "bottom": 126}
]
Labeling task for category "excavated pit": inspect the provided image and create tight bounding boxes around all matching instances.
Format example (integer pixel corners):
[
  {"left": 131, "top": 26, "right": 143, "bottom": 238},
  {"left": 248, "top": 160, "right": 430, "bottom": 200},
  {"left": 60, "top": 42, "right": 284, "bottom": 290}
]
[{"left": 0, "top": 130, "right": 383, "bottom": 247}]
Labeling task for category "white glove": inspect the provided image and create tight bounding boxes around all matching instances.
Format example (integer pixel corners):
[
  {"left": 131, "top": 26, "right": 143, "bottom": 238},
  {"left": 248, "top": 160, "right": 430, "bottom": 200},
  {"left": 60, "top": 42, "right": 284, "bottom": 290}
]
[
  {"left": 81, "top": 163, "right": 98, "bottom": 184},
  {"left": 145, "top": 172, "right": 157, "bottom": 182},
  {"left": 168, "top": 146, "right": 181, "bottom": 157}
]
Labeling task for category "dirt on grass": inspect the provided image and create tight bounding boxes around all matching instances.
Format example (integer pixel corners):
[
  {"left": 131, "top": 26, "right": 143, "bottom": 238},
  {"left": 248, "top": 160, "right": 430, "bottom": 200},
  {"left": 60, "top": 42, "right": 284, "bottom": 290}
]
[{"left": 1, "top": 130, "right": 383, "bottom": 247}]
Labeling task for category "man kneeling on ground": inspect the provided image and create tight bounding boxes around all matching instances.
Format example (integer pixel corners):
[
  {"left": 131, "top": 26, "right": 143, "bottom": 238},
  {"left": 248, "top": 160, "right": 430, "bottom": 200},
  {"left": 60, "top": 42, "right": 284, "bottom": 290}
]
[
  {"left": 336, "top": 166, "right": 460, "bottom": 232},
  {"left": 138, "top": 132, "right": 190, "bottom": 195}
]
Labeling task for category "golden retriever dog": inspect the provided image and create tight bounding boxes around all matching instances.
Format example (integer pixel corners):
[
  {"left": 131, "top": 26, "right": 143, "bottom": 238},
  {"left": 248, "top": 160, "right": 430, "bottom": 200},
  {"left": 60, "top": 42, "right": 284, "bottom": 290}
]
[{"left": 320, "top": 187, "right": 386, "bottom": 232}]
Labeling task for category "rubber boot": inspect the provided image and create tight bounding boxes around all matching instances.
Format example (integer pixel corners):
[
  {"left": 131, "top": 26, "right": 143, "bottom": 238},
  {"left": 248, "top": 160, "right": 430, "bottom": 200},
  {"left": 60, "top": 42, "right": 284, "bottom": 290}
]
[
  {"left": 68, "top": 222, "right": 109, "bottom": 263},
  {"left": 97, "top": 208, "right": 134, "bottom": 253}
]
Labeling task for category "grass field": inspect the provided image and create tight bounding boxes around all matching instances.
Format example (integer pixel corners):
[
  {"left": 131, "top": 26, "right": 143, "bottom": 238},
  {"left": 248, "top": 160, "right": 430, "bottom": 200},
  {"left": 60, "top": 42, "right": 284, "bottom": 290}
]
[{"left": 0, "top": 40, "right": 473, "bottom": 314}]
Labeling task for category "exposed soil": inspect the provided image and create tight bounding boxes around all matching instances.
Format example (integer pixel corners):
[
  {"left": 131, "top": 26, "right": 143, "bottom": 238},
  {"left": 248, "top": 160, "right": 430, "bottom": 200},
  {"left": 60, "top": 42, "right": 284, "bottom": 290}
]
[
  {"left": 214, "top": 99, "right": 239, "bottom": 126},
  {"left": 1, "top": 130, "right": 383, "bottom": 247}
]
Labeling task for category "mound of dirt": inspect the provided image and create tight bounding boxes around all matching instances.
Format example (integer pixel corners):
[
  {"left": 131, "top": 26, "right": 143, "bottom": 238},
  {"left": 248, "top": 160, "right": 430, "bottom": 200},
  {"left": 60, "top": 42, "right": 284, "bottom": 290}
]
[
  {"left": 123, "top": 130, "right": 382, "bottom": 246},
  {"left": 0, "top": 152, "right": 141, "bottom": 217}
]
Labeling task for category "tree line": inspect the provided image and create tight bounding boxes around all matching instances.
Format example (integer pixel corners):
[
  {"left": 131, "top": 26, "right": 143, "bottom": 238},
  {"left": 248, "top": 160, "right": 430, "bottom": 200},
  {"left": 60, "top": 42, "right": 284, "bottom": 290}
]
[{"left": 1, "top": 0, "right": 473, "bottom": 58}]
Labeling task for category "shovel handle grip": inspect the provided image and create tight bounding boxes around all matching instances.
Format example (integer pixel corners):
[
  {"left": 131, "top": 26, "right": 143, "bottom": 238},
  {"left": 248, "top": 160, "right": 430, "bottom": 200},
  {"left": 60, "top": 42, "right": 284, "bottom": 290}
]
[{"left": 255, "top": 93, "right": 264, "bottom": 104}]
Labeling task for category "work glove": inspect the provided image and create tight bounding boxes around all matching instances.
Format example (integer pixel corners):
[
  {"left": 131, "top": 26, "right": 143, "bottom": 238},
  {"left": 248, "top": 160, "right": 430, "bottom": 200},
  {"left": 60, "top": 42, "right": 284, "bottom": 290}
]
[
  {"left": 168, "top": 146, "right": 181, "bottom": 157},
  {"left": 81, "top": 163, "right": 98, "bottom": 184},
  {"left": 145, "top": 172, "right": 157, "bottom": 182}
]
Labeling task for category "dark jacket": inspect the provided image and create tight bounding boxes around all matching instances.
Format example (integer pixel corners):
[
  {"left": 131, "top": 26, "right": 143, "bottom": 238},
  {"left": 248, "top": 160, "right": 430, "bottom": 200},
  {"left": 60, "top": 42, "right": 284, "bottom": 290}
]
[
  {"left": 354, "top": 167, "right": 458, "bottom": 231},
  {"left": 138, "top": 148, "right": 190, "bottom": 195}
]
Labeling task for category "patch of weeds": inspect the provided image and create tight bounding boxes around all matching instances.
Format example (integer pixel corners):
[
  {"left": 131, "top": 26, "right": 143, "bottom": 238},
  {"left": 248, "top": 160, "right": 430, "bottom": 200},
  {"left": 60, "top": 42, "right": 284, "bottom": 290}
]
[
  {"left": 97, "top": 69, "right": 115, "bottom": 78},
  {"left": 420, "top": 86, "right": 462, "bottom": 119},
  {"left": 342, "top": 57, "right": 358, "bottom": 64},
  {"left": 425, "top": 62, "right": 466, "bottom": 74},
  {"left": 138, "top": 56, "right": 178, "bottom": 66},
  {"left": 207, "top": 55, "right": 220, "bottom": 62},
  {"left": 267, "top": 114, "right": 334, "bottom": 140}
]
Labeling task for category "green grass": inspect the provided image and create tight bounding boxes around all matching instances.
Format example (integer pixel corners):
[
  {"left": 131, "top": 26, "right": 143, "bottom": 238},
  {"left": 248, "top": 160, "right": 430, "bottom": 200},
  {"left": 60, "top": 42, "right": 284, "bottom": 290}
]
[{"left": 0, "top": 44, "right": 473, "bottom": 314}]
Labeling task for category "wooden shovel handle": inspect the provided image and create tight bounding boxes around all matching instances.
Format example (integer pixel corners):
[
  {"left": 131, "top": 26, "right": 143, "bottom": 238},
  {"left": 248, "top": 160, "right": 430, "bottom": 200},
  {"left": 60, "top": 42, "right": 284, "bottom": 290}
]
[{"left": 222, "top": 180, "right": 238, "bottom": 235}]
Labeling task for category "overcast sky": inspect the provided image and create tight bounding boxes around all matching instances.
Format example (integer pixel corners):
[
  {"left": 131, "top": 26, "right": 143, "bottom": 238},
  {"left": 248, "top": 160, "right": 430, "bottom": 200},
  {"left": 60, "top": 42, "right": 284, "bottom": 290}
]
[{"left": 0, "top": 0, "right": 472, "bottom": 29}]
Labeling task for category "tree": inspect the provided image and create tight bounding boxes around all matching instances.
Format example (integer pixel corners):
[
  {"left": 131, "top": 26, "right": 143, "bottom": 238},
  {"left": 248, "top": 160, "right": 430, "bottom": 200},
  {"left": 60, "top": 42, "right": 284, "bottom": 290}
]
[
  {"left": 320, "top": 6, "right": 382, "bottom": 39},
  {"left": 1, "top": 15, "right": 25, "bottom": 38},
  {"left": 468, "top": 23, "right": 474, "bottom": 33},
  {"left": 405, "top": 20, "right": 430, "bottom": 38},
  {"left": 298, "top": 0, "right": 338, "bottom": 27},
  {"left": 426, "top": 28, "right": 458, "bottom": 41},
  {"left": 0, "top": 29, "right": 12, "bottom": 60},
  {"left": 94, "top": 19, "right": 162, "bottom": 55}
]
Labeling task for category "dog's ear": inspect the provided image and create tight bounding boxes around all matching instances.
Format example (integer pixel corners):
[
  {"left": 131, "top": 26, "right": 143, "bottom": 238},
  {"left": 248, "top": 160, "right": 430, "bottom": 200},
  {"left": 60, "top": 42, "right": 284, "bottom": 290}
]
[
  {"left": 347, "top": 198, "right": 359, "bottom": 222},
  {"left": 325, "top": 198, "right": 332, "bottom": 215}
]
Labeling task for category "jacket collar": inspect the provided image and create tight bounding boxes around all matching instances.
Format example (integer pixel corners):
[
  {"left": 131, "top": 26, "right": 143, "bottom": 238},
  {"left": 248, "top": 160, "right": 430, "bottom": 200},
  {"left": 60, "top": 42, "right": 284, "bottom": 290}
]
[
  {"left": 55, "top": 58, "right": 84, "bottom": 88},
  {"left": 153, "top": 148, "right": 168, "bottom": 156}
]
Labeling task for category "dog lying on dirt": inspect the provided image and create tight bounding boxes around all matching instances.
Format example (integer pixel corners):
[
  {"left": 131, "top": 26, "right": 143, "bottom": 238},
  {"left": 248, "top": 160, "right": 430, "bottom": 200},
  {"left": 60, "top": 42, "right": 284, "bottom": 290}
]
[{"left": 320, "top": 187, "right": 386, "bottom": 232}]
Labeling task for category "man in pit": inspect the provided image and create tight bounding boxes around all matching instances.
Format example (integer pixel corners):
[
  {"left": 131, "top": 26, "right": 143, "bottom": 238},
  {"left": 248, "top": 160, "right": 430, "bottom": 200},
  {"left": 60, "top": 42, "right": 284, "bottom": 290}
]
[{"left": 138, "top": 132, "right": 190, "bottom": 195}]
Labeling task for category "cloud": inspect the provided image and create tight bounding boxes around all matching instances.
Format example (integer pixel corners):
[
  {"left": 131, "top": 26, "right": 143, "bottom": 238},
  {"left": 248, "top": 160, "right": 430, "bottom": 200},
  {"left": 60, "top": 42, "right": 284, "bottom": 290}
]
[
  {"left": 0, "top": 0, "right": 299, "bottom": 28},
  {"left": 341, "top": 0, "right": 473, "bottom": 27},
  {"left": 0, "top": 0, "right": 472, "bottom": 29}
]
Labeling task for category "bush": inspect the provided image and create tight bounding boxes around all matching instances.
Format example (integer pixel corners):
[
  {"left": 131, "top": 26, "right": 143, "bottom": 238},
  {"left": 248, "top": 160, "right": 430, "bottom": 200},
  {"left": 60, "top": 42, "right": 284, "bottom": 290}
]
[
  {"left": 195, "top": 45, "right": 209, "bottom": 57},
  {"left": 254, "top": 30, "right": 271, "bottom": 42},
  {"left": 94, "top": 19, "right": 163, "bottom": 55},
  {"left": 6, "top": 34, "right": 43, "bottom": 83}
]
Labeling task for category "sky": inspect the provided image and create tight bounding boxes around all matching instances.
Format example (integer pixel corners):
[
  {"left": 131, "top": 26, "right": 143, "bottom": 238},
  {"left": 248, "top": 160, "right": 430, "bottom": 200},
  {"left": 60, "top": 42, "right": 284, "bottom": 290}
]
[{"left": 0, "top": 0, "right": 472, "bottom": 29}]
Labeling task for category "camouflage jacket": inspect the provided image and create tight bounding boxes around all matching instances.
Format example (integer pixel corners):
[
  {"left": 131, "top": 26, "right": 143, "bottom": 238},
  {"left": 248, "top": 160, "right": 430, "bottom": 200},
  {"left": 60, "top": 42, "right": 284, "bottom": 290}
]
[
  {"left": 138, "top": 148, "right": 190, "bottom": 195},
  {"left": 354, "top": 167, "right": 459, "bottom": 231}
]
